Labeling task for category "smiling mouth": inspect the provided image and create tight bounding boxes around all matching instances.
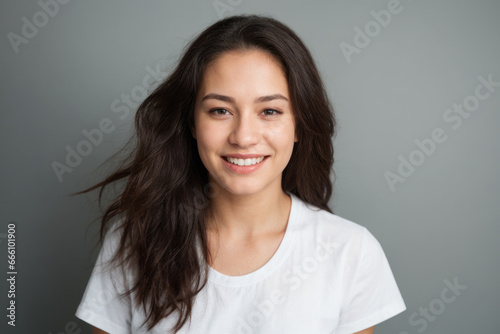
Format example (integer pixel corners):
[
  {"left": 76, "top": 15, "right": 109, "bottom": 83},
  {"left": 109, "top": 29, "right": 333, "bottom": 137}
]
[{"left": 223, "top": 156, "right": 269, "bottom": 166}]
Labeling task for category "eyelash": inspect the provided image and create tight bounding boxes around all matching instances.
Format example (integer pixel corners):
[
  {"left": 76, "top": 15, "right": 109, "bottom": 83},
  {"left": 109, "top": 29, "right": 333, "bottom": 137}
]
[{"left": 208, "top": 108, "right": 283, "bottom": 116}]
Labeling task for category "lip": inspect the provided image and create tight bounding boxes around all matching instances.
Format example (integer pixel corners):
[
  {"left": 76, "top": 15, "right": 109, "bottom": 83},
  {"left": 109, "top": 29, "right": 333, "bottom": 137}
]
[
  {"left": 221, "top": 155, "right": 269, "bottom": 174},
  {"left": 223, "top": 153, "right": 269, "bottom": 159}
]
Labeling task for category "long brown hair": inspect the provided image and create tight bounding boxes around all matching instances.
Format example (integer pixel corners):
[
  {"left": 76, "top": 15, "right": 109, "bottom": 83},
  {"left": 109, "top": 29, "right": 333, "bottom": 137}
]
[{"left": 74, "top": 14, "right": 335, "bottom": 332}]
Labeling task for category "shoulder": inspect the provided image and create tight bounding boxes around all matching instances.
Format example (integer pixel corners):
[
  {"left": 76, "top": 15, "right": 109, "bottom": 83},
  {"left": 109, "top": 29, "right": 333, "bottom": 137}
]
[
  {"left": 99, "top": 219, "right": 125, "bottom": 257},
  {"left": 291, "top": 195, "right": 383, "bottom": 260},
  {"left": 293, "top": 196, "right": 368, "bottom": 241},
  {"left": 92, "top": 217, "right": 130, "bottom": 278}
]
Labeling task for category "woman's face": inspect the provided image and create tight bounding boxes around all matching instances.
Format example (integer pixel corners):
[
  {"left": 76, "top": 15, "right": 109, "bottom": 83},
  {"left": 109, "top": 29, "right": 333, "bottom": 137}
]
[{"left": 192, "top": 49, "right": 298, "bottom": 197}]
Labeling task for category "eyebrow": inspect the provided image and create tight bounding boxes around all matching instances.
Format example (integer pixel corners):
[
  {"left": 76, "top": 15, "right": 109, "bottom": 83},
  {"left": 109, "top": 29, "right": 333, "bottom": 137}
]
[{"left": 200, "top": 93, "right": 289, "bottom": 104}]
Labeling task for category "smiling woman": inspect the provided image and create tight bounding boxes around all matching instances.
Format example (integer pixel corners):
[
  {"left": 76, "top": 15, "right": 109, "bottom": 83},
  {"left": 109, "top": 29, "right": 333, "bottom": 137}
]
[
  {"left": 73, "top": 14, "right": 405, "bottom": 333},
  {"left": 192, "top": 49, "right": 297, "bottom": 197}
]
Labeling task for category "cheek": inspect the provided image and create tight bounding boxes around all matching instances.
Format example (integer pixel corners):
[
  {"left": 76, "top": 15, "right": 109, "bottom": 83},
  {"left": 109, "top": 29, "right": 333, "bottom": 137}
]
[
  {"left": 265, "top": 121, "right": 296, "bottom": 152},
  {"left": 195, "top": 122, "right": 225, "bottom": 155}
]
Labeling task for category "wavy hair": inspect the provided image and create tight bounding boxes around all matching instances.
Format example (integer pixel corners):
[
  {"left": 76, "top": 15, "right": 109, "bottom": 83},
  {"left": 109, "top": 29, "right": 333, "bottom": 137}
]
[{"left": 74, "top": 14, "right": 335, "bottom": 333}]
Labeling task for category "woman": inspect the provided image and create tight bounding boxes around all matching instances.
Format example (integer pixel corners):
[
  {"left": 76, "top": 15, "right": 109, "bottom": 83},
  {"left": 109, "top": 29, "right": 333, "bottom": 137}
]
[{"left": 75, "top": 14, "right": 406, "bottom": 333}]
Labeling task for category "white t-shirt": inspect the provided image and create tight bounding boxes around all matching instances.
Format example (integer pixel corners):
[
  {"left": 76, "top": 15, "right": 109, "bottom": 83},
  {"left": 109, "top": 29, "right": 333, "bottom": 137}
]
[{"left": 75, "top": 192, "right": 406, "bottom": 333}]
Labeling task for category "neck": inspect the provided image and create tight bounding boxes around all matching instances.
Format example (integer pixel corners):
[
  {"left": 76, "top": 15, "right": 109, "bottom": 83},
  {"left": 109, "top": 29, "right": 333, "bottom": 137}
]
[{"left": 206, "top": 185, "right": 291, "bottom": 238}]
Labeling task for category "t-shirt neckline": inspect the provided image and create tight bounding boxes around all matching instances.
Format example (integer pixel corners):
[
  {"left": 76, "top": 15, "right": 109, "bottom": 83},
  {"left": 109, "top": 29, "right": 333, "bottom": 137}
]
[{"left": 207, "top": 192, "right": 302, "bottom": 287}]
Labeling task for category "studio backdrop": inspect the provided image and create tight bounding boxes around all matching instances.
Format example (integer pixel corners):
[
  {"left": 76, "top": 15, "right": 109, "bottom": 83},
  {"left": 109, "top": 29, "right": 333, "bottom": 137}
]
[{"left": 1, "top": 0, "right": 499, "bottom": 333}]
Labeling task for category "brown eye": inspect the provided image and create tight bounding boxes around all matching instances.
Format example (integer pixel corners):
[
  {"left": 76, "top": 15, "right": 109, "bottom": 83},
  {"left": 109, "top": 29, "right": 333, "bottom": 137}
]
[
  {"left": 262, "top": 109, "right": 282, "bottom": 116},
  {"left": 209, "top": 108, "right": 230, "bottom": 116}
]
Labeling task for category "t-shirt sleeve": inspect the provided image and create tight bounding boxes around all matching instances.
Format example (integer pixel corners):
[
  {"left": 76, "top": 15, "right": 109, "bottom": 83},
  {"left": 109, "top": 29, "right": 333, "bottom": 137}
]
[
  {"left": 75, "top": 221, "right": 133, "bottom": 334},
  {"left": 335, "top": 227, "right": 406, "bottom": 334}
]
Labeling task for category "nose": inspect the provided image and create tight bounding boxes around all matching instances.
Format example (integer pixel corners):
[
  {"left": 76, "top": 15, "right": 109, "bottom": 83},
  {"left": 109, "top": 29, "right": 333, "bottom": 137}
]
[{"left": 228, "top": 112, "right": 260, "bottom": 148}]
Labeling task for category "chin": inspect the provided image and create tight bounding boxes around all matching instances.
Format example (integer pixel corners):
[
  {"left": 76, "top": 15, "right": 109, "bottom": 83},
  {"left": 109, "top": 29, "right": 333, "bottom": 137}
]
[
  {"left": 225, "top": 184, "right": 262, "bottom": 196},
  {"left": 212, "top": 178, "right": 262, "bottom": 196}
]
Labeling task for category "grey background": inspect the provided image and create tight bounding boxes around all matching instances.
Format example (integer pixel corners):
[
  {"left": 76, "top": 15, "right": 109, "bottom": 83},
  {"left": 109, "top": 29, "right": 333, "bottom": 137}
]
[{"left": 1, "top": 0, "right": 499, "bottom": 333}]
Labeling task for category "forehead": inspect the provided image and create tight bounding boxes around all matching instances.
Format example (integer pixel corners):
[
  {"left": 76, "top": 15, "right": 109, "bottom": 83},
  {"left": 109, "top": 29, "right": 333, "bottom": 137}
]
[
  {"left": 206, "top": 49, "right": 285, "bottom": 72},
  {"left": 198, "top": 49, "right": 288, "bottom": 98}
]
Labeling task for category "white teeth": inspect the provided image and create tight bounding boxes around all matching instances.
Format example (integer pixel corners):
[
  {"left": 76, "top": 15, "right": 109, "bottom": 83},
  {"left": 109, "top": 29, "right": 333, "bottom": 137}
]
[{"left": 226, "top": 156, "right": 265, "bottom": 166}]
